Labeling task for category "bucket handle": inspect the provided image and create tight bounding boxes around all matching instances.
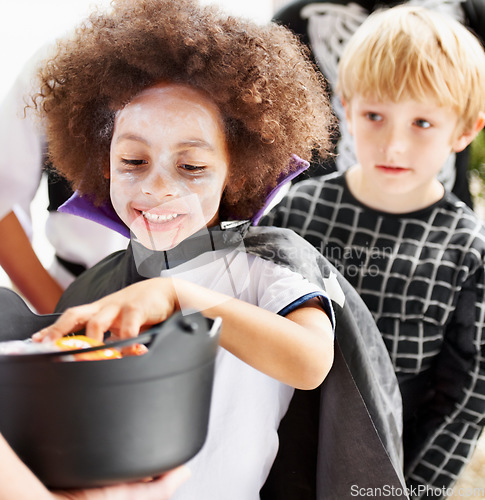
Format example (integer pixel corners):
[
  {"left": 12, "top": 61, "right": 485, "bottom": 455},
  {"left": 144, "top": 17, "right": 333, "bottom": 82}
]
[{"left": 32, "top": 311, "right": 220, "bottom": 359}]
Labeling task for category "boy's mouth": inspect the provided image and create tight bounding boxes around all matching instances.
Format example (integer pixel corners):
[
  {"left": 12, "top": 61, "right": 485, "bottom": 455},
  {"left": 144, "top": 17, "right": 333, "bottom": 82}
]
[{"left": 376, "top": 165, "right": 409, "bottom": 173}]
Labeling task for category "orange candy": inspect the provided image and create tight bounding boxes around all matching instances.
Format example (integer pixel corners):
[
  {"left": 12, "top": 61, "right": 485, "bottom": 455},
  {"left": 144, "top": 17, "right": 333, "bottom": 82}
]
[
  {"left": 120, "top": 343, "right": 149, "bottom": 357},
  {"left": 55, "top": 335, "right": 123, "bottom": 361}
]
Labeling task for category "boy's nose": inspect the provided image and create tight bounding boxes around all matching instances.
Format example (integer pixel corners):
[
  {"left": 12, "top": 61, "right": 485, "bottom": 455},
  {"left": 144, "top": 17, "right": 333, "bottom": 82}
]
[{"left": 381, "top": 125, "right": 406, "bottom": 156}]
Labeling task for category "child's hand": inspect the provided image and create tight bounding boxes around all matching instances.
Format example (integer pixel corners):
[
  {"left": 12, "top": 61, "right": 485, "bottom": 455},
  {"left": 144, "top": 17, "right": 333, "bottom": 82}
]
[{"left": 32, "top": 278, "right": 178, "bottom": 343}]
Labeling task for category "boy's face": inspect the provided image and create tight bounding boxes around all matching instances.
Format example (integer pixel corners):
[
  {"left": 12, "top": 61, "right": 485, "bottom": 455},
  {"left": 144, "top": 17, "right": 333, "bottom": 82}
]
[
  {"left": 110, "top": 82, "right": 230, "bottom": 250},
  {"left": 344, "top": 94, "right": 467, "bottom": 210}
]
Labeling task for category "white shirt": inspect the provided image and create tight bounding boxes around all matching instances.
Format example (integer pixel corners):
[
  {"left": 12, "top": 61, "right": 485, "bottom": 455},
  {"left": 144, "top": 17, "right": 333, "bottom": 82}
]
[
  {"left": 0, "top": 45, "right": 127, "bottom": 287},
  {"left": 155, "top": 247, "right": 332, "bottom": 500}
]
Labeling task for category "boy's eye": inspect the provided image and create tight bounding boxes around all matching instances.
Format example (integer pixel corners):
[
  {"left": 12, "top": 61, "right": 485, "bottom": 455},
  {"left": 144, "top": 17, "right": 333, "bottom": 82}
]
[
  {"left": 414, "top": 119, "right": 431, "bottom": 129},
  {"left": 365, "top": 112, "right": 382, "bottom": 122}
]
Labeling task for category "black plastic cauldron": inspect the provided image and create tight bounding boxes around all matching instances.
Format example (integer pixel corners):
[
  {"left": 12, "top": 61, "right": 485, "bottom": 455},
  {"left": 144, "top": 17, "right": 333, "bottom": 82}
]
[{"left": 0, "top": 287, "right": 220, "bottom": 489}]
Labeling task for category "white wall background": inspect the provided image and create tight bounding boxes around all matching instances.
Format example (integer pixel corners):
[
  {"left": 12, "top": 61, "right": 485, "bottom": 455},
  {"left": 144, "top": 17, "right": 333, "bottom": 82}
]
[
  {"left": 0, "top": 0, "right": 274, "bottom": 289},
  {"left": 0, "top": 0, "right": 274, "bottom": 101}
]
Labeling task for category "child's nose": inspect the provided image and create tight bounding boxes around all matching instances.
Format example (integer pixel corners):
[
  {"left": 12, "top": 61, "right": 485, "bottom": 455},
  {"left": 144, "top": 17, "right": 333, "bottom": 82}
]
[
  {"left": 381, "top": 124, "right": 406, "bottom": 155},
  {"left": 140, "top": 170, "right": 177, "bottom": 198}
]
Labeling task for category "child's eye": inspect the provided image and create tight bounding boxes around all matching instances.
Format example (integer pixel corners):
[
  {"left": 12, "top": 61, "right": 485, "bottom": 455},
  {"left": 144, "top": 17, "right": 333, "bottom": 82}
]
[
  {"left": 121, "top": 158, "right": 148, "bottom": 166},
  {"left": 414, "top": 119, "right": 431, "bottom": 129},
  {"left": 365, "top": 112, "right": 382, "bottom": 122},
  {"left": 179, "top": 164, "right": 206, "bottom": 172}
]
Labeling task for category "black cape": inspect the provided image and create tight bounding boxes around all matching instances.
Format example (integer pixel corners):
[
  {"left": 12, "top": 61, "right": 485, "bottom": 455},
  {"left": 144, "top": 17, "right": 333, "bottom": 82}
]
[{"left": 56, "top": 222, "right": 409, "bottom": 500}]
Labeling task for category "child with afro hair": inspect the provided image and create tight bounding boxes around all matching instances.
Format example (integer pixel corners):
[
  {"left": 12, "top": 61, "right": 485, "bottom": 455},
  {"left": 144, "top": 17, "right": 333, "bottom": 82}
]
[{"left": 30, "top": 1, "right": 406, "bottom": 498}]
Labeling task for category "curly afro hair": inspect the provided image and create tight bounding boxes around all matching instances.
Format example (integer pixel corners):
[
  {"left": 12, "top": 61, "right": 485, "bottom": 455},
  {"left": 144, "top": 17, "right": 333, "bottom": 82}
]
[{"left": 32, "top": 0, "right": 334, "bottom": 220}]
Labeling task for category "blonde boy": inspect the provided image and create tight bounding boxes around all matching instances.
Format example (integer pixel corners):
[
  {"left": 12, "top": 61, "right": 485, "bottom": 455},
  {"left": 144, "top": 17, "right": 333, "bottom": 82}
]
[{"left": 264, "top": 6, "right": 485, "bottom": 498}]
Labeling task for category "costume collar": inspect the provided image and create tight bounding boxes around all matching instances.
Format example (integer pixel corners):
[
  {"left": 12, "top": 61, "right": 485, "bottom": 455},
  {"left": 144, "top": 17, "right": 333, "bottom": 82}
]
[
  {"left": 251, "top": 154, "right": 309, "bottom": 224},
  {"left": 129, "top": 220, "right": 250, "bottom": 277},
  {"left": 58, "top": 154, "right": 309, "bottom": 236}
]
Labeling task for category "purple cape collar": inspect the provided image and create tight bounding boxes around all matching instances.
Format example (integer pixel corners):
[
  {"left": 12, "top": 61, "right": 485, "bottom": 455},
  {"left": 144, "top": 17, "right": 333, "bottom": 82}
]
[
  {"left": 59, "top": 154, "right": 309, "bottom": 236},
  {"left": 59, "top": 192, "right": 130, "bottom": 238}
]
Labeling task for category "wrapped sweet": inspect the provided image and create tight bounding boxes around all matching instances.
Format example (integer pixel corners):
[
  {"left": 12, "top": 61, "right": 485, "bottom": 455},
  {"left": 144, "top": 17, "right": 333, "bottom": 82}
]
[{"left": 0, "top": 336, "right": 147, "bottom": 360}]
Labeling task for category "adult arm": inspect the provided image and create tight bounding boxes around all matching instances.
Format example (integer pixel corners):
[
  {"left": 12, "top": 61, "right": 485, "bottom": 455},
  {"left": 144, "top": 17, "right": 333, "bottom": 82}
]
[
  {"left": 0, "top": 47, "right": 64, "bottom": 313},
  {"left": 0, "top": 431, "right": 189, "bottom": 500},
  {"left": 34, "top": 276, "right": 334, "bottom": 390},
  {"left": 0, "top": 211, "right": 63, "bottom": 313}
]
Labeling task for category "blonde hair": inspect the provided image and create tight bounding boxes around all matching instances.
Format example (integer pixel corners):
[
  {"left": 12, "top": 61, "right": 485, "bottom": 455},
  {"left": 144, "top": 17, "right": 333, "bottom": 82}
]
[{"left": 337, "top": 5, "right": 485, "bottom": 134}]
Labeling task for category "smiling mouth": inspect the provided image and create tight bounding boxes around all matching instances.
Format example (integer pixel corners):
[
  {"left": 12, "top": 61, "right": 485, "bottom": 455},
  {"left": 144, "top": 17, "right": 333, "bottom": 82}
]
[{"left": 141, "top": 211, "right": 181, "bottom": 223}]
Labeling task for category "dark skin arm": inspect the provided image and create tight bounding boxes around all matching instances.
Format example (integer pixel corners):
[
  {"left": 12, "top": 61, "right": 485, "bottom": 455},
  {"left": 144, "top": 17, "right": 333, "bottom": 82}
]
[{"left": 0, "top": 211, "right": 63, "bottom": 313}]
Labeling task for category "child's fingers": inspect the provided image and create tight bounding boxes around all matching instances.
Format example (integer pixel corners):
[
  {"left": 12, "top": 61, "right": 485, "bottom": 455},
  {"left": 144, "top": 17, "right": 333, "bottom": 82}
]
[
  {"left": 117, "top": 306, "right": 147, "bottom": 339},
  {"left": 32, "top": 304, "right": 99, "bottom": 342},
  {"left": 83, "top": 304, "right": 124, "bottom": 343}
]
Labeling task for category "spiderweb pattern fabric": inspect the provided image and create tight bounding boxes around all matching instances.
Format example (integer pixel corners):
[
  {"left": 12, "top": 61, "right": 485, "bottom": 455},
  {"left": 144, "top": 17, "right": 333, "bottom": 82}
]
[{"left": 262, "top": 171, "right": 485, "bottom": 497}]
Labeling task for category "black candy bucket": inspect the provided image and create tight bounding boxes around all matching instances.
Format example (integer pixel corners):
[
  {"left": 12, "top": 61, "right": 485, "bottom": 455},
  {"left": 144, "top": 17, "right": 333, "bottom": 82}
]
[{"left": 0, "top": 287, "right": 220, "bottom": 489}]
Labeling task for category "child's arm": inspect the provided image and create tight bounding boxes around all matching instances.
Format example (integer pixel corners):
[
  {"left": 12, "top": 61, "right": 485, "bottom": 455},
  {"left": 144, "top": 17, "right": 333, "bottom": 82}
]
[
  {"left": 405, "top": 268, "right": 485, "bottom": 493},
  {"left": 33, "top": 277, "right": 334, "bottom": 390}
]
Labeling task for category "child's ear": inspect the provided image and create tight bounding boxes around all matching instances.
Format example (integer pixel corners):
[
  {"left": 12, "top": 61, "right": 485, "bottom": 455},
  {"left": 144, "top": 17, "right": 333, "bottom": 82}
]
[
  {"left": 341, "top": 97, "right": 353, "bottom": 136},
  {"left": 452, "top": 112, "right": 485, "bottom": 153},
  {"left": 103, "top": 164, "right": 110, "bottom": 180}
]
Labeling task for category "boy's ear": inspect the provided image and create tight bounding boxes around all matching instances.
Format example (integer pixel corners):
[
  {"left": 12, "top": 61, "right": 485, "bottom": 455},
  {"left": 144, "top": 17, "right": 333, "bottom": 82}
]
[
  {"left": 452, "top": 112, "right": 485, "bottom": 153},
  {"left": 341, "top": 97, "right": 353, "bottom": 136}
]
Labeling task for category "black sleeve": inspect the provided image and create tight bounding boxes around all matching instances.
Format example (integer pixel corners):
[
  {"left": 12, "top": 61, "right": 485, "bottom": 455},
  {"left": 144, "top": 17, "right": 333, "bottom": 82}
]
[{"left": 404, "top": 270, "right": 485, "bottom": 498}]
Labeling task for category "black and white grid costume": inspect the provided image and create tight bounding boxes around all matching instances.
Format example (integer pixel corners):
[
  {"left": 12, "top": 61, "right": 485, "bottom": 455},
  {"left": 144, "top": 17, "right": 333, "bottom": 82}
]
[{"left": 261, "top": 172, "right": 485, "bottom": 498}]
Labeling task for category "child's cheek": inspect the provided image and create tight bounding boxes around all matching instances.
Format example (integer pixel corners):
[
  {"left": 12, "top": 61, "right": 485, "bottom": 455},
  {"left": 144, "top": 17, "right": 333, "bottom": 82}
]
[
  {"left": 109, "top": 174, "right": 135, "bottom": 227},
  {"left": 190, "top": 174, "right": 226, "bottom": 223}
]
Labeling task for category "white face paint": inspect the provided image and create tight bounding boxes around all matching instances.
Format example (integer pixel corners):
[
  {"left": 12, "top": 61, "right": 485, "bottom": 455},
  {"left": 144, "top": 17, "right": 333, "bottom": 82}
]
[{"left": 110, "top": 82, "right": 230, "bottom": 250}]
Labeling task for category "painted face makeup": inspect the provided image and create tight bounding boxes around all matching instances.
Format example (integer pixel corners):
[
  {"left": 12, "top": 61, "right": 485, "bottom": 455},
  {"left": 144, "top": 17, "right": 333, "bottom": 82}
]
[{"left": 110, "top": 82, "right": 230, "bottom": 250}]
